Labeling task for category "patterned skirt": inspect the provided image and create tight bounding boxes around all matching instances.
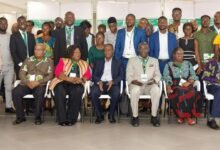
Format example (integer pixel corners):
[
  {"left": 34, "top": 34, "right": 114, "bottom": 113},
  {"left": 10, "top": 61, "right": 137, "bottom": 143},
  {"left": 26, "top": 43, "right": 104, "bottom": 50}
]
[{"left": 168, "top": 85, "right": 202, "bottom": 119}]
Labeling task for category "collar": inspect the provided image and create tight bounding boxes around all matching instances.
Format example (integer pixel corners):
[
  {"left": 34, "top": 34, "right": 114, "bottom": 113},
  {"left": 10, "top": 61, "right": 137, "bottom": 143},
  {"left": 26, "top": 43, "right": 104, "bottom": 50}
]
[
  {"left": 214, "top": 24, "right": 220, "bottom": 33},
  {"left": 19, "top": 29, "right": 27, "bottom": 35},
  {"left": 105, "top": 58, "right": 112, "bottom": 63},
  {"left": 126, "top": 26, "right": 135, "bottom": 33},
  {"left": 159, "top": 30, "right": 168, "bottom": 35},
  {"left": 65, "top": 25, "right": 74, "bottom": 30}
]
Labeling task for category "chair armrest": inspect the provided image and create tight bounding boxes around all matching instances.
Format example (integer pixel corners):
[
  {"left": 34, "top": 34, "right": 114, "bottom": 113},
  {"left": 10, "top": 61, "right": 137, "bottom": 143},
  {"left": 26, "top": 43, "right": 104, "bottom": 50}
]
[
  {"left": 193, "top": 80, "right": 201, "bottom": 92},
  {"left": 120, "top": 80, "right": 123, "bottom": 95},
  {"left": 125, "top": 81, "right": 131, "bottom": 98},
  {"left": 44, "top": 80, "right": 51, "bottom": 98},
  {"left": 14, "top": 80, "right": 21, "bottom": 88},
  {"left": 163, "top": 81, "right": 168, "bottom": 99}
]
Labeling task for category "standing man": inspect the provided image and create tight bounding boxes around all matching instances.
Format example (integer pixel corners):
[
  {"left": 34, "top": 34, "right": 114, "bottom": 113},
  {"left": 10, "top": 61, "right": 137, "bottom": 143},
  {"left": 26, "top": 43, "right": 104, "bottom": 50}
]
[
  {"left": 0, "top": 17, "right": 15, "bottom": 113},
  {"left": 138, "top": 17, "right": 149, "bottom": 30},
  {"left": 54, "top": 11, "right": 88, "bottom": 65},
  {"left": 210, "top": 11, "right": 220, "bottom": 34},
  {"left": 104, "top": 17, "right": 118, "bottom": 48},
  {"left": 10, "top": 16, "right": 36, "bottom": 79},
  {"left": 194, "top": 15, "right": 217, "bottom": 64},
  {"left": 168, "top": 8, "right": 184, "bottom": 39},
  {"left": 26, "top": 20, "right": 35, "bottom": 34},
  {"left": 127, "top": 42, "right": 161, "bottom": 127},
  {"left": 149, "top": 16, "right": 177, "bottom": 73},
  {"left": 115, "top": 14, "right": 146, "bottom": 68}
]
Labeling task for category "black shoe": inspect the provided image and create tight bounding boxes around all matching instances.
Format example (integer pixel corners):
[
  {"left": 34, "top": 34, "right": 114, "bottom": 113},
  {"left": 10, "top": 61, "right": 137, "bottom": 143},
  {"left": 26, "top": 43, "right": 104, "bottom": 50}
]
[
  {"left": 95, "top": 116, "right": 104, "bottom": 124},
  {"left": 58, "top": 122, "right": 66, "bottom": 126},
  {"left": 66, "top": 122, "right": 75, "bottom": 126},
  {"left": 35, "top": 117, "right": 42, "bottom": 125},
  {"left": 131, "top": 117, "right": 139, "bottom": 127},
  {"left": 207, "top": 120, "right": 219, "bottom": 130},
  {"left": 108, "top": 115, "right": 116, "bottom": 124},
  {"left": 5, "top": 108, "right": 15, "bottom": 114},
  {"left": 151, "top": 116, "right": 160, "bottom": 127},
  {"left": 13, "top": 118, "right": 26, "bottom": 125}
]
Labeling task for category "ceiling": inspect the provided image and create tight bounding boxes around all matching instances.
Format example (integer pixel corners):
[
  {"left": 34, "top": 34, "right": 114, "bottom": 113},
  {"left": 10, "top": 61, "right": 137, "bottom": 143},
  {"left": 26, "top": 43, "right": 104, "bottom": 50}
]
[{"left": 0, "top": 0, "right": 215, "bottom": 14}]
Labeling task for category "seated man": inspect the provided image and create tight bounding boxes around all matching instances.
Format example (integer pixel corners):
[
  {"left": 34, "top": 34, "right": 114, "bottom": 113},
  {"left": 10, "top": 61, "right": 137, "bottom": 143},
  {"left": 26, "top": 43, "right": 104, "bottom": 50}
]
[
  {"left": 91, "top": 44, "right": 123, "bottom": 124},
  {"left": 12, "top": 43, "right": 53, "bottom": 125},
  {"left": 126, "top": 42, "right": 161, "bottom": 127}
]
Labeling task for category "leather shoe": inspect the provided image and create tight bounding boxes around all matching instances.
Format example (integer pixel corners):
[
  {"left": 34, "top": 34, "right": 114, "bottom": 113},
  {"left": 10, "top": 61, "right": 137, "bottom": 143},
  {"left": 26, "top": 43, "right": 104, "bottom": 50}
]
[
  {"left": 131, "top": 117, "right": 139, "bottom": 127},
  {"left": 35, "top": 117, "right": 43, "bottom": 125},
  {"left": 5, "top": 108, "right": 15, "bottom": 114},
  {"left": 151, "top": 116, "right": 160, "bottom": 127},
  {"left": 108, "top": 115, "right": 116, "bottom": 123},
  {"left": 13, "top": 118, "right": 26, "bottom": 125},
  {"left": 207, "top": 120, "right": 219, "bottom": 130},
  {"left": 95, "top": 115, "right": 104, "bottom": 124}
]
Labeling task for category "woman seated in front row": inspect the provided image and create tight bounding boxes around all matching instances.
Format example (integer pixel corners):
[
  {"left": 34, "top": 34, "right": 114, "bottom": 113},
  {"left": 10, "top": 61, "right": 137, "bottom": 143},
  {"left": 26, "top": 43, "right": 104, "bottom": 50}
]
[
  {"left": 49, "top": 45, "right": 91, "bottom": 126},
  {"left": 202, "top": 53, "right": 220, "bottom": 130},
  {"left": 163, "top": 47, "right": 202, "bottom": 125}
]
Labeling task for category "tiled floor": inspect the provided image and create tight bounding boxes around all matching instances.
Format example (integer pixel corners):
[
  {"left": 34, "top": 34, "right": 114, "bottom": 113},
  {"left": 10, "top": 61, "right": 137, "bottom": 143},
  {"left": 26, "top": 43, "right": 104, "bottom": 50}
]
[{"left": 0, "top": 97, "right": 219, "bottom": 150}]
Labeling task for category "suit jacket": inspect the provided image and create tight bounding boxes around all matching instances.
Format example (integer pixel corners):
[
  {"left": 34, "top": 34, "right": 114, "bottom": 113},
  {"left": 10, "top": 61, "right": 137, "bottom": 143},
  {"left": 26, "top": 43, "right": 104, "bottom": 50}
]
[
  {"left": 92, "top": 58, "right": 124, "bottom": 86},
  {"left": 114, "top": 27, "right": 147, "bottom": 60},
  {"left": 10, "top": 31, "right": 36, "bottom": 73},
  {"left": 149, "top": 31, "right": 177, "bottom": 59},
  {"left": 54, "top": 26, "right": 88, "bottom": 65},
  {"left": 126, "top": 56, "right": 161, "bottom": 86}
]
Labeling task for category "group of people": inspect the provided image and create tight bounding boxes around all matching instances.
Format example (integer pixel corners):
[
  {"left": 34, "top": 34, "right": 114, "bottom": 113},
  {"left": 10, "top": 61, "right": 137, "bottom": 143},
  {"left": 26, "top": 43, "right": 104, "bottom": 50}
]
[{"left": 0, "top": 7, "right": 220, "bottom": 130}]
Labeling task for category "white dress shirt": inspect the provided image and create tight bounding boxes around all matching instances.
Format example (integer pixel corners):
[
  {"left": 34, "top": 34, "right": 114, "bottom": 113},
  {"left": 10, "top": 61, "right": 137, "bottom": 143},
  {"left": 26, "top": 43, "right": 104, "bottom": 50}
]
[
  {"left": 214, "top": 25, "right": 220, "bottom": 34},
  {"left": 158, "top": 31, "right": 169, "bottom": 59},
  {"left": 101, "top": 58, "right": 113, "bottom": 82},
  {"left": 65, "top": 25, "right": 75, "bottom": 47},
  {"left": 123, "top": 27, "right": 136, "bottom": 59}
]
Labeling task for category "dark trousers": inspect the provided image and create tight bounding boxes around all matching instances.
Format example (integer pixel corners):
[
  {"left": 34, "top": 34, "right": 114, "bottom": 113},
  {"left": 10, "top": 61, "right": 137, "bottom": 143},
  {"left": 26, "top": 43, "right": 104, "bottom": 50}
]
[
  {"left": 91, "top": 82, "right": 120, "bottom": 117},
  {"left": 54, "top": 82, "right": 84, "bottom": 124},
  {"left": 12, "top": 85, "right": 46, "bottom": 119},
  {"left": 207, "top": 84, "right": 220, "bottom": 118}
]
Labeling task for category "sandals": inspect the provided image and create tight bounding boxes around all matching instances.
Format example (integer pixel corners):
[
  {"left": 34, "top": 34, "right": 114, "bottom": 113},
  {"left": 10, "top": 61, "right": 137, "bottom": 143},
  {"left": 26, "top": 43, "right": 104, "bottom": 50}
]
[
  {"left": 187, "top": 118, "right": 196, "bottom": 125},
  {"left": 177, "top": 118, "right": 184, "bottom": 124}
]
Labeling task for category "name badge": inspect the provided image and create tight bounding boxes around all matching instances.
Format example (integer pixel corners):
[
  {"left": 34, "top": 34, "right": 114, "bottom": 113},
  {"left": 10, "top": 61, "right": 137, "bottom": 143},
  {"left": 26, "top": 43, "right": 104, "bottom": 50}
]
[
  {"left": 69, "top": 73, "right": 76, "bottom": 78},
  {"left": 179, "top": 78, "right": 187, "bottom": 86},
  {"left": 29, "top": 75, "right": 36, "bottom": 81},
  {"left": 193, "top": 64, "right": 199, "bottom": 70},
  {"left": 203, "top": 53, "right": 214, "bottom": 61},
  {"left": 141, "top": 74, "right": 148, "bottom": 82}
]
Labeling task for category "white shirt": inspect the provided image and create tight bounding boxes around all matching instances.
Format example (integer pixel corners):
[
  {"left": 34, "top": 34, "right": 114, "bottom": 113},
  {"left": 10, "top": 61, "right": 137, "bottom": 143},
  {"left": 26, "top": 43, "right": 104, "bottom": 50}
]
[
  {"left": 65, "top": 25, "right": 75, "bottom": 47},
  {"left": 176, "top": 23, "right": 184, "bottom": 39},
  {"left": 19, "top": 29, "right": 27, "bottom": 40},
  {"left": 214, "top": 25, "right": 220, "bottom": 34},
  {"left": 123, "top": 27, "right": 136, "bottom": 59},
  {"left": 101, "top": 58, "right": 113, "bottom": 82},
  {"left": 158, "top": 31, "right": 169, "bottom": 59},
  {"left": 104, "top": 30, "right": 117, "bottom": 48}
]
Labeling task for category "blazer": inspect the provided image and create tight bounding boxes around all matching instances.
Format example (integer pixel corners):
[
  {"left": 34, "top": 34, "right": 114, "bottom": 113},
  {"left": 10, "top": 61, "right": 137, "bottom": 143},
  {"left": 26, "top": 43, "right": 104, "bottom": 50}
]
[
  {"left": 54, "top": 26, "right": 88, "bottom": 65},
  {"left": 92, "top": 58, "right": 124, "bottom": 86},
  {"left": 126, "top": 56, "right": 161, "bottom": 85},
  {"left": 10, "top": 31, "right": 36, "bottom": 66},
  {"left": 149, "top": 31, "right": 177, "bottom": 59},
  {"left": 114, "top": 27, "right": 147, "bottom": 60}
]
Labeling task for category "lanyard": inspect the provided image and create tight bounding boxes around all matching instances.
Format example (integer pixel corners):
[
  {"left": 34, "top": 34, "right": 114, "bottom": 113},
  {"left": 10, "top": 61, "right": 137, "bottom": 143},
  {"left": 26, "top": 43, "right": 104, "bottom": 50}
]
[
  {"left": 174, "top": 62, "right": 183, "bottom": 78},
  {"left": 139, "top": 56, "right": 149, "bottom": 74},
  {"left": 126, "top": 28, "right": 134, "bottom": 50},
  {"left": 71, "top": 60, "right": 77, "bottom": 71}
]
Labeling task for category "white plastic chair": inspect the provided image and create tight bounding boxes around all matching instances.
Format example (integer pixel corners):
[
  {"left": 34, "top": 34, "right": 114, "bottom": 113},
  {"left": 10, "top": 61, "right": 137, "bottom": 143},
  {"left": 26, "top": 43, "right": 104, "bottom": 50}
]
[
  {"left": 88, "top": 80, "right": 123, "bottom": 123},
  {"left": 163, "top": 80, "right": 201, "bottom": 123},
  {"left": 13, "top": 80, "right": 51, "bottom": 120},
  {"left": 125, "top": 80, "right": 163, "bottom": 118},
  {"left": 203, "top": 81, "right": 214, "bottom": 121},
  {"left": 51, "top": 81, "right": 90, "bottom": 123}
]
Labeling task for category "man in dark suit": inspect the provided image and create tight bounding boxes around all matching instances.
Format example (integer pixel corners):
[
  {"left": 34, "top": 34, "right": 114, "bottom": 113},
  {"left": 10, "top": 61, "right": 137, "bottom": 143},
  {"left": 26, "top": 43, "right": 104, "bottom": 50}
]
[
  {"left": 10, "top": 16, "right": 36, "bottom": 79},
  {"left": 91, "top": 44, "right": 124, "bottom": 124},
  {"left": 54, "top": 11, "right": 88, "bottom": 65}
]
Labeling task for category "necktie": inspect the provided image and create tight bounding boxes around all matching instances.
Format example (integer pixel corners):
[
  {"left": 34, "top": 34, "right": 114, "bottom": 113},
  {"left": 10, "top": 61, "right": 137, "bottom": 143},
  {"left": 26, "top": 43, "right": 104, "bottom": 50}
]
[
  {"left": 22, "top": 32, "right": 27, "bottom": 46},
  {"left": 66, "top": 27, "right": 72, "bottom": 47}
]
